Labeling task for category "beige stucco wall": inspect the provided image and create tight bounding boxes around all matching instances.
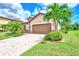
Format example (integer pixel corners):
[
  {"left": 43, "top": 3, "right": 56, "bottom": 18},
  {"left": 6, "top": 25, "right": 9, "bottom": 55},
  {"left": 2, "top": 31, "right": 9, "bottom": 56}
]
[
  {"left": 29, "top": 14, "right": 55, "bottom": 31},
  {"left": 0, "top": 18, "right": 11, "bottom": 24},
  {"left": 30, "top": 14, "right": 45, "bottom": 25},
  {"left": 25, "top": 23, "right": 29, "bottom": 30}
]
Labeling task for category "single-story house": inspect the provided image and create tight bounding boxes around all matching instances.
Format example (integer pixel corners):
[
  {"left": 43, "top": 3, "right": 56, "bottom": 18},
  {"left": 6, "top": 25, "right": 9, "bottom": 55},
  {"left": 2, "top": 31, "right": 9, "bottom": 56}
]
[{"left": 24, "top": 13, "right": 61, "bottom": 34}]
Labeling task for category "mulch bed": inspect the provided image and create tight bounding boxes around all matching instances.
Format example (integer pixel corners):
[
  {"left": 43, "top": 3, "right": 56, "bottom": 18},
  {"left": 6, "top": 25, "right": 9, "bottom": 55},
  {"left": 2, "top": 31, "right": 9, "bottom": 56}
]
[{"left": 43, "top": 39, "right": 64, "bottom": 43}]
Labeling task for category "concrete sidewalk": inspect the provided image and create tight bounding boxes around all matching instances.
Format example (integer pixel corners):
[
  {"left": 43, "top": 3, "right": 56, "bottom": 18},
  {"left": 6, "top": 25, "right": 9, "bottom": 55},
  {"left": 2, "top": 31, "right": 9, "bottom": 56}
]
[{"left": 0, "top": 34, "right": 45, "bottom": 56}]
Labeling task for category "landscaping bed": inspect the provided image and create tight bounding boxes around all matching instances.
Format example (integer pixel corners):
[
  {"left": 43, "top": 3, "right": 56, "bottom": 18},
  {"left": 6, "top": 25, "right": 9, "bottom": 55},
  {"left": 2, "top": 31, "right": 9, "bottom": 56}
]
[
  {"left": 44, "top": 31, "right": 64, "bottom": 42},
  {"left": 45, "top": 39, "right": 64, "bottom": 42}
]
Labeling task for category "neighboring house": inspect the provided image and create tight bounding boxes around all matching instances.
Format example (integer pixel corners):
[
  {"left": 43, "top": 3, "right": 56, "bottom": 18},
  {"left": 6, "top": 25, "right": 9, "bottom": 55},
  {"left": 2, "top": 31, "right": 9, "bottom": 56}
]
[
  {"left": 0, "top": 16, "right": 25, "bottom": 31},
  {"left": 24, "top": 13, "right": 61, "bottom": 34},
  {"left": 0, "top": 16, "right": 24, "bottom": 24}
]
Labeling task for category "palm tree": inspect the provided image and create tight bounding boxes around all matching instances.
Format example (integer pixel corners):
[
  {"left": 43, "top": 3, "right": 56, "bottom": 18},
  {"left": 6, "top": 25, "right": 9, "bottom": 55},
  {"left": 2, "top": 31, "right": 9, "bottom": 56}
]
[
  {"left": 0, "top": 24, "right": 7, "bottom": 31},
  {"left": 44, "top": 3, "right": 72, "bottom": 30},
  {"left": 7, "top": 21, "right": 24, "bottom": 34}
]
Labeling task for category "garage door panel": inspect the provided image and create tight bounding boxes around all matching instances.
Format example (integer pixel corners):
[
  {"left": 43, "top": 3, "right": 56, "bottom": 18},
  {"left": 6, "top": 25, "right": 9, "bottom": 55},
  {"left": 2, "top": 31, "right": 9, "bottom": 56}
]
[{"left": 32, "top": 23, "right": 51, "bottom": 34}]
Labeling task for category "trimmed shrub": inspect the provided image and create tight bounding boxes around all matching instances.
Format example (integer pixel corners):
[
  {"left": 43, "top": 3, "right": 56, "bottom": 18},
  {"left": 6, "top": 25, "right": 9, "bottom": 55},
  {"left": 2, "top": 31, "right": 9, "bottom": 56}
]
[
  {"left": 60, "top": 29, "right": 68, "bottom": 34},
  {"left": 11, "top": 33, "right": 22, "bottom": 37},
  {"left": 7, "top": 31, "right": 23, "bottom": 37},
  {"left": 44, "top": 31, "right": 63, "bottom": 41}
]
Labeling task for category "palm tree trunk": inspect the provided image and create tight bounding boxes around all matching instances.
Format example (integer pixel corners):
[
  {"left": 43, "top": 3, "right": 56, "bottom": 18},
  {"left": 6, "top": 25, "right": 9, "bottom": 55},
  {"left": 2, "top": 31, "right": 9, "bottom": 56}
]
[{"left": 54, "top": 20, "right": 58, "bottom": 31}]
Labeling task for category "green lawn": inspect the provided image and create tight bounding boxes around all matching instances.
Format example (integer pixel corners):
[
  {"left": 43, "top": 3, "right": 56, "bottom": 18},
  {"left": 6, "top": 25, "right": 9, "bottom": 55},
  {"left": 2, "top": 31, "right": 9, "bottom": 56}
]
[
  {"left": 0, "top": 32, "right": 11, "bottom": 40},
  {"left": 21, "top": 30, "right": 79, "bottom": 56}
]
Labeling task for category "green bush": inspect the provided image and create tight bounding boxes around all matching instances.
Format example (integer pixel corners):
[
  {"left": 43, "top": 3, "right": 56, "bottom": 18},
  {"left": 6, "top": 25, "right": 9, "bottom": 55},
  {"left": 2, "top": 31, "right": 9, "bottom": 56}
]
[
  {"left": 60, "top": 29, "right": 68, "bottom": 34},
  {"left": 7, "top": 31, "right": 23, "bottom": 37},
  {"left": 11, "top": 33, "right": 21, "bottom": 37},
  {"left": 44, "top": 31, "right": 63, "bottom": 41}
]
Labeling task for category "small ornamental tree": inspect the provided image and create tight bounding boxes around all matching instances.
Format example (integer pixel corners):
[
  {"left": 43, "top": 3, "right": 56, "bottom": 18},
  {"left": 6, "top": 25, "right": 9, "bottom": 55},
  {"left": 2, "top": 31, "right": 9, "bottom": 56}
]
[{"left": 7, "top": 21, "right": 24, "bottom": 36}]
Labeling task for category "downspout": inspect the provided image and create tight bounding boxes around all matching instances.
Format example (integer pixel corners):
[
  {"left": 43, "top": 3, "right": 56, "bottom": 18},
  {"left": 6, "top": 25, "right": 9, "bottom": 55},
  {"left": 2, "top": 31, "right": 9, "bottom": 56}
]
[{"left": 23, "top": 23, "right": 26, "bottom": 33}]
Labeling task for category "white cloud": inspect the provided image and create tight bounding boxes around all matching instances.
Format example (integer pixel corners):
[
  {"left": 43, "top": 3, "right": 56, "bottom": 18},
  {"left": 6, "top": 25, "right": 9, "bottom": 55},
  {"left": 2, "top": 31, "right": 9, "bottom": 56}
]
[
  {"left": 32, "top": 8, "right": 39, "bottom": 15},
  {"left": 40, "top": 10, "right": 46, "bottom": 13},
  {"left": 18, "top": 10, "right": 31, "bottom": 20},
  {"left": 0, "top": 3, "right": 31, "bottom": 21},
  {"left": 0, "top": 9, "right": 16, "bottom": 17},
  {"left": 11, "top": 3, "right": 22, "bottom": 9},
  {"left": 32, "top": 7, "right": 46, "bottom": 15}
]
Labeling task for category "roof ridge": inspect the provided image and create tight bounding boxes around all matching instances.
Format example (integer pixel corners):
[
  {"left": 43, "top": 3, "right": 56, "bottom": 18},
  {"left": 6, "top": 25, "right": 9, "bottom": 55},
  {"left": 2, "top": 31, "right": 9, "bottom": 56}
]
[{"left": 25, "top": 12, "right": 45, "bottom": 24}]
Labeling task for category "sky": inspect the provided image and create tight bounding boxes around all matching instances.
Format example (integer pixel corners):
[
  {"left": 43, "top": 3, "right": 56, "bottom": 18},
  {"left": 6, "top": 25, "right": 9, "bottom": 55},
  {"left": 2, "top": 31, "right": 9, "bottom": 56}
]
[{"left": 0, "top": 3, "right": 79, "bottom": 22}]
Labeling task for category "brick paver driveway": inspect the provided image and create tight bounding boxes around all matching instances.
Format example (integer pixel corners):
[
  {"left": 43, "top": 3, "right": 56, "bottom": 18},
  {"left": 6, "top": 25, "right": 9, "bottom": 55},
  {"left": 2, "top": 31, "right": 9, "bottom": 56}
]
[{"left": 0, "top": 34, "right": 45, "bottom": 56}]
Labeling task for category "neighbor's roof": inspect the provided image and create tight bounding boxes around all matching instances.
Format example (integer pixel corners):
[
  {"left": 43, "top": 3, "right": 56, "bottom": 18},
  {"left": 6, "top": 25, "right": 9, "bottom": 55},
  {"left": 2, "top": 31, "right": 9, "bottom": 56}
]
[
  {"left": 0, "top": 16, "right": 15, "bottom": 21},
  {"left": 0, "top": 16, "right": 25, "bottom": 23},
  {"left": 25, "top": 13, "right": 44, "bottom": 24}
]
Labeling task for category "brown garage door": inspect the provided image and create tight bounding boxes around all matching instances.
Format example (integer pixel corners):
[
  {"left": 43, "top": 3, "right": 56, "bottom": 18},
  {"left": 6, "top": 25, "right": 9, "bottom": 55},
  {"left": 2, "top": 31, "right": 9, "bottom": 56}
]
[{"left": 32, "top": 23, "right": 51, "bottom": 34}]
